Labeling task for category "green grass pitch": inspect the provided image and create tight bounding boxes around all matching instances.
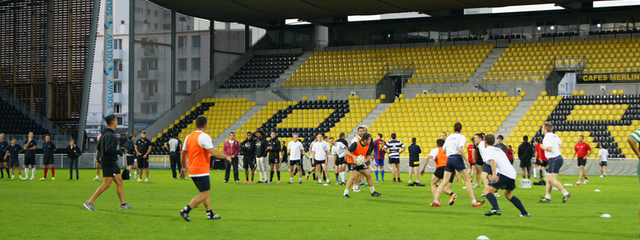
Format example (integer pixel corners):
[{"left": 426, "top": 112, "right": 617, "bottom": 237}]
[{"left": 0, "top": 169, "right": 638, "bottom": 239}]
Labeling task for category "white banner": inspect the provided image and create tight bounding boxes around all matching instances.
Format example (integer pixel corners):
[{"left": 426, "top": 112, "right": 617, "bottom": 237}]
[
  {"left": 558, "top": 72, "right": 576, "bottom": 97},
  {"left": 102, "top": 0, "right": 114, "bottom": 120}
]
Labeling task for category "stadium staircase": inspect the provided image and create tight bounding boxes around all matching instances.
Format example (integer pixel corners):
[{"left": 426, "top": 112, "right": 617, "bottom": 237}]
[
  {"left": 473, "top": 48, "right": 505, "bottom": 92},
  {"left": 273, "top": 51, "right": 313, "bottom": 88},
  {"left": 494, "top": 99, "right": 536, "bottom": 141},
  {"left": 346, "top": 103, "right": 390, "bottom": 139}
]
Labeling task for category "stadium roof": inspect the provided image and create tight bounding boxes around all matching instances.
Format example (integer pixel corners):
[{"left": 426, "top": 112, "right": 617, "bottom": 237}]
[{"left": 149, "top": 0, "right": 593, "bottom": 24}]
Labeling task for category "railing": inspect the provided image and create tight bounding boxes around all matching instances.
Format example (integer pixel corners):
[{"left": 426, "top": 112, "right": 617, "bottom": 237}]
[
  {"left": 399, "top": 62, "right": 415, "bottom": 88},
  {"left": 0, "top": 89, "right": 70, "bottom": 139},
  {"left": 427, "top": 75, "right": 468, "bottom": 93},
  {"left": 553, "top": 55, "right": 585, "bottom": 71}
]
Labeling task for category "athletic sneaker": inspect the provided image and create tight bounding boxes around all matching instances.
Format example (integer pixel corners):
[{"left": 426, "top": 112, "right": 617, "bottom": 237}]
[
  {"left": 287, "top": 181, "right": 293, "bottom": 184},
  {"left": 407, "top": 182, "right": 415, "bottom": 186},
  {"left": 83, "top": 201, "right": 96, "bottom": 211},
  {"left": 179, "top": 209, "right": 191, "bottom": 222},
  {"left": 472, "top": 200, "right": 485, "bottom": 208},
  {"left": 222, "top": 180, "right": 228, "bottom": 183},
  {"left": 480, "top": 194, "right": 486, "bottom": 197},
  {"left": 51, "top": 177, "right": 55, "bottom": 180},
  {"left": 250, "top": 181, "right": 254, "bottom": 183},
  {"left": 576, "top": 181, "right": 581, "bottom": 186},
  {"left": 277, "top": 181, "right": 281, "bottom": 184},
  {"left": 305, "top": 175, "right": 309, "bottom": 181},
  {"left": 29, "top": 177, "right": 34, "bottom": 180},
  {"left": 371, "top": 191, "right": 381, "bottom": 197},
  {"left": 495, "top": 193, "right": 501, "bottom": 197},
  {"left": 39, "top": 178, "right": 46, "bottom": 180},
  {"left": 207, "top": 213, "right": 222, "bottom": 220},
  {"left": 11, "top": 175, "right": 14, "bottom": 179},
  {"left": 414, "top": 182, "right": 426, "bottom": 187},
  {"left": 448, "top": 194, "right": 457, "bottom": 206},
  {"left": 257, "top": 181, "right": 263, "bottom": 184},
  {"left": 353, "top": 188, "right": 361, "bottom": 193},
  {"left": 235, "top": 180, "right": 239, "bottom": 183},
  {"left": 323, "top": 183, "right": 329, "bottom": 186},
  {"left": 562, "top": 193, "right": 571, "bottom": 203},
  {"left": 392, "top": 180, "right": 397, "bottom": 183},
  {"left": 93, "top": 176, "right": 99, "bottom": 181},
  {"left": 243, "top": 180, "right": 248, "bottom": 183},
  {"left": 484, "top": 209, "right": 502, "bottom": 216},
  {"left": 119, "top": 203, "right": 135, "bottom": 209},
  {"left": 137, "top": 179, "right": 142, "bottom": 182},
  {"left": 517, "top": 213, "right": 531, "bottom": 217},
  {"left": 374, "top": 180, "right": 379, "bottom": 183},
  {"left": 266, "top": 181, "right": 273, "bottom": 184},
  {"left": 144, "top": 178, "right": 149, "bottom": 182},
  {"left": 584, "top": 179, "right": 589, "bottom": 184},
  {"left": 473, "top": 183, "right": 480, "bottom": 188},
  {"left": 600, "top": 175, "right": 604, "bottom": 178},
  {"left": 538, "top": 198, "right": 551, "bottom": 203},
  {"left": 343, "top": 194, "right": 351, "bottom": 198},
  {"left": 430, "top": 201, "right": 441, "bottom": 207},
  {"left": 397, "top": 180, "right": 403, "bottom": 183},
  {"left": 317, "top": 182, "right": 322, "bottom": 185}
]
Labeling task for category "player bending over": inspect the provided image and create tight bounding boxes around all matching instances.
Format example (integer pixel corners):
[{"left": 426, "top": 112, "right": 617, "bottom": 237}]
[{"left": 343, "top": 133, "right": 381, "bottom": 198}]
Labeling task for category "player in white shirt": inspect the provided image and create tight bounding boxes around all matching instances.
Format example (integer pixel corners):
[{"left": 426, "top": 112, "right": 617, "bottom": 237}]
[
  {"left": 287, "top": 133, "right": 305, "bottom": 184},
  {"left": 311, "top": 133, "right": 331, "bottom": 186},
  {"left": 598, "top": 144, "right": 608, "bottom": 177},
  {"left": 481, "top": 134, "right": 530, "bottom": 217},
  {"left": 431, "top": 122, "right": 485, "bottom": 208},
  {"left": 331, "top": 134, "right": 348, "bottom": 185},
  {"left": 538, "top": 122, "right": 571, "bottom": 203}
]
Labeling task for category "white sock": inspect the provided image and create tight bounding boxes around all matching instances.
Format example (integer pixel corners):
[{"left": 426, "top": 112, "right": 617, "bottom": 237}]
[
  {"left": 290, "top": 177, "right": 293, "bottom": 182},
  {"left": 561, "top": 190, "right": 570, "bottom": 196},
  {"left": 299, "top": 178, "right": 302, "bottom": 183},
  {"left": 434, "top": 199, "right": 439, "bottom": 204},
  {"left": 25, "top": 168, "right": 29, "bottom": 177},
  {"left": 353, "top": 185, "right": 358, "bottom": 190},
  {"left": 472, "top": 199, "right": 477, "bottom": 204},
  {"left": 340, "top": 172, "right": 346, "bottom": 182},
  {"left": 543, "top": 169, "right": 547, "bottom": 176},
  {"left": 545, "top": 194, "right": 551, "bottom": 199},
  {"left": 344, "top": 189, "right": 349, "bottom": 195},
  {"left": 533, "top": 170, "right": 537, "bottom": 178},
  {"left": 369, "top": 186, "right": 375, "bottom": 193},
  {"left": 31, "top": 168, "right": 35, "bottom": 178}
]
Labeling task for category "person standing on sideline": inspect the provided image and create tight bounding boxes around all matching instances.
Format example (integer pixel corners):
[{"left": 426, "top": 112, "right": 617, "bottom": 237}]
[
  {"left": 431, "top": 122, "right": 484, "bottom": 208},
  {"left": 167, "top": 133, "right": 183, "bottom": 179},
  {"left": 517, "top": 136, "right": 533, "bottom": 179},
  {"left": 342, "top": 133, "right": 381, "bottom": 198},
  {"left": 287, "top": 133, "right": 304, "bottom": 184},
  {"left": 179, "top": 117, "right": 231, "bottom": 222},
  {"left": 507, "top": 145, "right": 514, "bottom": 165},
  {"left": 93, "top": 134, "right": 102, "bottom": 181},
  {"left": 223, "top": 132, "right": 240, "bottom": 183},
  {"left": 467, "top": 141, "right": 476, "bottom": 184},
  {"left": 254, "top": 130, "right": 268, "bottom": 183},
  {"left": 573, "top": 135, "right": 593, "bottom": 185},
  {"left": 83, "top": 115, "right": 134, "bottom": 211},
  {"left": 538, "top": 122, "right": 571, "bottom": 203},
  {"left": 336, "top": 133, "right": 349, "bottom": 185},
  {"left": 372, "top": 133, "right": 386, "bottom": 183},
  {"left": 241, "top": 132, "right": 256, "bottom": 183},
  {"left": 4, "top": 137, "right": 23, "bottom": 179},
  {"left": 598, "top": 144, "right": 608, "bottom": 177},
  {"left": 123, "top": 135, "right": 137, "bottom": 179},
  {"left": 266, "top": 131, "right": 281, "bottom": 184},
  {"left": 23, "top": 131, "right": 37, "bottom": 180},
  {"left": 40, "top": 134, "right": 57, "bottom": 180},
  {"left": 0, "top": 133, "right": 9, "bottom": 178},
  {"left": 385, "top": 133, "right": 405, "bottom": 183},
  {"left": 281, "top": 140, "right": 288, "bottom": 169},
  {"left": 311, "top": 133, "right": 331, "bottom": 186},
  {"left": 67, "top": 138, "right": 81, "bottom": 179},
  {"left": 407, "top": 137, "right": 424, "bottom": 186},
  {"left": 494, "top": 135, "right": 508, "bottom": 154},
  {"left": 533, "top": 137, "right": 548, "bottom": 179},
  {"left": 481, "top": 134, "right": 530, "bottom": 217},
  {"left": 421, "top": 139, "right": 456, "bottom": 206},
  {"left": 331, "top": 136, "right": 347, "bottom": 185},
  {"left": 135, "top": 131, "right": 152, "bottom": 182}
]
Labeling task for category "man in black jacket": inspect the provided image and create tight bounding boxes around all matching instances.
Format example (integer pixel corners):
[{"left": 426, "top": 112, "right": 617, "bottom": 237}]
[
  {"left": 241, "top": 132, "right": 256, "bottom": 183},
  {"left": 122, "top": 135, "right": 137, "bottom": 179},
  {"left": 67, "top": 138, "right": 81, "bottom": 179},
  {"left": 83, "top": 115, "right": 134, "bottom": 211},
  {"left": 517, "top": 135, "right": 534, "bottom": 179},
  {"left": 255, "top": 130, "right": 268, "bottom": 183},
  {"left": 267, "top": 131, "right": 281, "bottom": 184}
]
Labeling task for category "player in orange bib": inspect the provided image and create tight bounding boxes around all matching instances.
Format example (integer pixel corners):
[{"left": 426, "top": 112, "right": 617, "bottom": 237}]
[
  {"left": 421, "top": 139, "right": 457, "bottom": 206},
  {"left": 343, "top": 133, "right": 381, "bottom": 198},
  {"left": 179, "top": 117, "right": 231, "bottom": 222}
]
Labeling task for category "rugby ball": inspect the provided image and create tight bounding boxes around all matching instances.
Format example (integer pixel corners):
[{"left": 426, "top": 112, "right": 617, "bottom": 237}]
[{"left": 355, "top": 155, "right": 365, "bottom": 166}]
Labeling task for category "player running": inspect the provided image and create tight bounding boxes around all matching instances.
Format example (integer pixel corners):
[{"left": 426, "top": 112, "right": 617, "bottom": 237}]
[
  {"left": 538, "top": 122, "right": 571, "bottom": 203},
  {"left": 342, "top": 133, "right": 381, "bottom": 198},
  {"left": 179, "top": 117, "right": 231, "bottom": 222},
  {"left": 482, "top": 134, "right": 530, "bottom": 217},
  {"left": 421, "top": 139, "right": 456, "bottom": 205}
]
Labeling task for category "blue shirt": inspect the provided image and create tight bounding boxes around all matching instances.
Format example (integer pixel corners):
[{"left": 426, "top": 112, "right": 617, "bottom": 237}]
[{"left": 384, "top": 139, "right": 405, "bottom": 159}]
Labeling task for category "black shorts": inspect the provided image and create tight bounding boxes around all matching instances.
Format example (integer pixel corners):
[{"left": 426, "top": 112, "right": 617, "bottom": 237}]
[
  {"left": 24, "top": 156, "right": 36, "bottom": 165},
  {"left": 137, "top": 156, "right": 149, "bottom": 168},
  {"left": 8, "top": 157, "right": 19, "bottom": 168},
  {"left": 489, "top": 174, "right": 516, "bottom": 190},
  {"left": 519, "top": 159, "right": 531, "bottom": 168},
  {"left": 335, "top": 157, "right": 346, "bottom": 165},
  {"left": 101, "top": 161, "right": 121, "bottom": 178},
  {"left": 577, "top": 158, "right": 587, "bottom": 166},
  {"left": 388, "top": 157, "right": 400, "bottom": 164},
  {"left": 191, "top": 176, "right": 211, "bottom": 192},
  {"left": 269, "top": 157, "right": 281, "bottom": 164},
  {"left": 43, "top": 156, "right": 54, "bottom": 165},
  {"left": 482, "top": 163, "right": 493, "bottom": 174},
  {"left": 538, "top": 160, "right": 548, "bottom": 167},
  {"left": 127, "top": 156, "right": 136, "bottom": 166},
  {"left": 347, "top": 163, "right": 368, "bottom": 171},
  {"left": 475, "top": 159, "right": 484, "bottom": 166},
  {"left": 599, "top": 161, "right": 607, "bottom": 167},
  {"left": 409, "top": 159, "right": 420, "bottom": 167},
  {"left": 289, "top": 160, "right": 301, "bottom": 166},
  {"left": 434, "top": 167, "right": 455, "bottom": 183},
  {"left": 314, "top": 160, "right": 326, "bottom": 165},
  {"left": 243, "top": 156, "right": 255, "bottom": 169}
]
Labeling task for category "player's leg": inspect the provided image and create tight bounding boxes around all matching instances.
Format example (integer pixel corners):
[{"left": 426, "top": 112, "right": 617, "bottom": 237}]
[
  {"left": 269, "top": 162, "right": 275, "bottom": 183},
  {"left": 89, "top": 176, "right": 114, "bottom": 203},
  {"left": 603, "top": 163, "right": 606, "bottom": 176},
  {"left": 390, "top": 161, "right": 397, "bottom": 182},
  {"left": 459, "top": 169, "right": 479, "bottom": 203},
  {"left": 50, "top": 163, "right": 55, "bottom": 178},
  {"left": 359, "top": 168, "right": 380, "bottom": 196},
  {"left": 321, "top": 163, "right": 329, "bottom": 184},
  {"left": 188, "top": 190, "right": 210, "bottom": 209},
  {"left": 273, "top": 161, "right": 279, "bottom": 183},
  {"left": 344, "top": 168, "right": 358, "bottom": 197},
  {"left": 113, "top": 174, "right": 126, "bottom": 205},
  {"left": 297, "top": 165, "right": 303, "bottom": 183},
  {"left": 95, "top": 162, "right": 100, "bottom": 179},
  {"left": 289, "top": 163, "right": 295, "bottom": 182},
  {"left": 374, "top": 164, "right": 379, "bottom": 182},
  {"left": 225, "top": 157, "right": 234, "bottom": 182},
  {"left": 414, "top": 167, "right": 420, "bottom": 183},
  {"left": 407, "top": 166, "right": 414, "bottom": 184},
  {"left": 475, "top": 165, "right": 482, "bottom": 185},
  {"left": 628, "top": 136, "right": 640, "bottom": 158},
  {"left": 315, "top": 163, "right": 322, "bottom": 184},
  {"left": 430, "top": 175, "right": 440, "bottom": 198},
  {"left": 481, "top": 172, "right": 490, "bottom": 189},
  {"left": 483, "top": 186, "right": 500, "bottom": 211}
]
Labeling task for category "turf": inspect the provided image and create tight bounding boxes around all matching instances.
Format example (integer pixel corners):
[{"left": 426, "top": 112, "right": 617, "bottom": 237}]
[{"left": 0, "top": 169, "right": 638, "bottom": 239}]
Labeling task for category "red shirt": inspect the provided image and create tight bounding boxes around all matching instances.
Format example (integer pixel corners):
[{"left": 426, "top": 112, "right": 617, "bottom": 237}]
[
  {"left": 507, "top": 148, "right": 514, "bottom": 161},
  {"left": 535, "top": 144, "right": 547, "bottom": 161},
  {"left": 467, "top": 144, "right": 475, "bottom": 164},
  {"left": 574, "top": 142, "right": 591, "bottom": 158},
  {"left": 223, "top": 140, "right": 240, "bottom": 157}
]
